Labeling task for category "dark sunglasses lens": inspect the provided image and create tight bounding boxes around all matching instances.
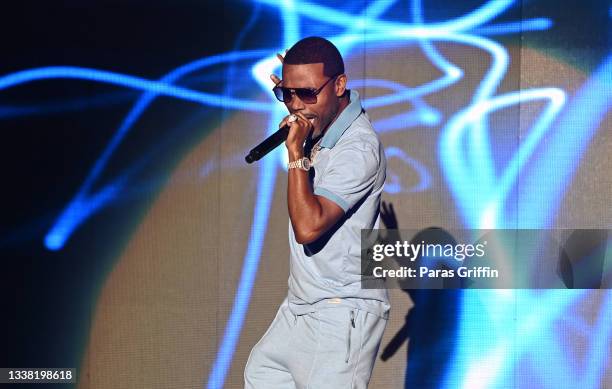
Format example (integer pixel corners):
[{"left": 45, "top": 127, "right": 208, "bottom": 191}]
[
  {"left": 273, "top": 87, "right": 317, "bottom": 103},
  {"left": 296, "top": 89, "right": 317, "bottom": 104},
  {"left": 282, "top": 89, "right": 295, "bottom": 103},
  {"left": 273, "top": 87, "right": 285, "bottom": 102}
]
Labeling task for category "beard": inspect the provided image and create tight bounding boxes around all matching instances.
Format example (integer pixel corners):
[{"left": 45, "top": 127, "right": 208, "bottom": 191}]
[{"left": 314, "top": 101, "right": 340, "bottom": 139}]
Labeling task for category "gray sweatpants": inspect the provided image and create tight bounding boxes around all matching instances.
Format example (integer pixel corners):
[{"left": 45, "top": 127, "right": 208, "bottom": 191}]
[{"left": 244, "top": 299, "right": 387, "bottom": 388}]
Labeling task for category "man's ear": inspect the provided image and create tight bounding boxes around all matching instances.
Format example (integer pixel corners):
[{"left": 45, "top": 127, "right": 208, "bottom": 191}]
[{"left": 335, "top": 74, "right": 347, "bottom": 97}]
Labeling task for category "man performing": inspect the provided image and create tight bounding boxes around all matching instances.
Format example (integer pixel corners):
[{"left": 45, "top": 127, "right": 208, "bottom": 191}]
[{"left": 244, "top": 36, "right": 389, "bottom": 388}]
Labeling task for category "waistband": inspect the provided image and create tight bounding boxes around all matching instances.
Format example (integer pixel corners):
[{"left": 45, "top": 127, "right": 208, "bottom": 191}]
[{"left": 286, "top": 297, "right": 389, "bottom": 319}]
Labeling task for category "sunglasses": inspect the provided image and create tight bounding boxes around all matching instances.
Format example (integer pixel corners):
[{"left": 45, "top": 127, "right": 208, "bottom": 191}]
[{"left": 272, "top": 74, "right": 341, "bottom": 104}]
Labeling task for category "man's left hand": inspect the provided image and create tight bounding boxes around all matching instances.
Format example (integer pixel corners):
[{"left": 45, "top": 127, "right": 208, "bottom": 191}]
[{"left": 281, "top": 112, "right": 313, "bottom": 157}]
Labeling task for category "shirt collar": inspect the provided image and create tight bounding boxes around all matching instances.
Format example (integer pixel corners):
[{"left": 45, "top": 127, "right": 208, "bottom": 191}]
[{"left": 320, "top": 89, "right": 362, "bottom": 149}]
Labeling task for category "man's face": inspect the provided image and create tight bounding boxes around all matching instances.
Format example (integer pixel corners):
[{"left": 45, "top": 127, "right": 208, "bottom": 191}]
[{"left": 281, "top": 63, "right": 343, "bottom": 138}]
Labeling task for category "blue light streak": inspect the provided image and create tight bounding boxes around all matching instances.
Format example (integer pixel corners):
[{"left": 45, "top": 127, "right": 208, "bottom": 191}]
[
  {"left": 580, "top": 293, "right": 612, "bottom": 388},
  {"left": 211, "top": 2, "right": 567, "bottom": 388},
  {"left": 348, "top": 78, "right": 441, "bottom": 131},
  {"left": 0, "top": 66, "right": 274, "bottom": 112},
  {"left": 206, "top": 2, "right": 300, "bottom": 386},
  {"left": 0, "top": 1, "right": 608, "bottom": 388},
  {"left": 515, "top": 54, "right": 612, "bottom": 228},
  {"left": 214, "top": 2, "right": 611, "bottom": 388},
  {"left": 0, "top": 1, "right": 554, "bottom": 251},
  {"left": 385, "top": 146, "right": 431, "bottom": 193},
  {"left": 445, "top": 289, "right": 590, "bottom": 388},
  {"left": 439, "top": 88, "right": 566, "bottom": 228},
  {"left": 31, "top": 50, "right": 270, "bottom": 250},
  {"left": 471, "top": 18, "right": 553, "bottom": 35},
  {"left": 254, "top": 0, "right": 516, "bottom": 34}
]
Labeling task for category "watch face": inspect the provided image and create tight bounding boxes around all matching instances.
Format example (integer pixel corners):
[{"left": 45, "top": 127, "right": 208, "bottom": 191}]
[{"left": 302, "top": 158, "right": 311, "bottom": 170}]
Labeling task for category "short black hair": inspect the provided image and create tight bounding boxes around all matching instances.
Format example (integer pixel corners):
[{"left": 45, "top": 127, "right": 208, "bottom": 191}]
[{"left": 283, "top": 36, "right": 344, "bottom": 77}]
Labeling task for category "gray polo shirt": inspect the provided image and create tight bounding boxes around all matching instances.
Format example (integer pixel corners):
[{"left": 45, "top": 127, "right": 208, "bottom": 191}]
[{"left": 287, "top": 90, "right": 390, "bottom": 319}]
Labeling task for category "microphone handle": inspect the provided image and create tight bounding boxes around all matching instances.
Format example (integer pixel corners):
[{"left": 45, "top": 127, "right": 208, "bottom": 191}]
[{"left": 245, "top": 125, "right": 290, "bottom": 163}]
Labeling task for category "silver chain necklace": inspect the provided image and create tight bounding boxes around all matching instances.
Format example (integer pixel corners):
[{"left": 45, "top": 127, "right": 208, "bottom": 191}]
[{"left": 309, "top": 136, "right": 323, "bottom": 163}]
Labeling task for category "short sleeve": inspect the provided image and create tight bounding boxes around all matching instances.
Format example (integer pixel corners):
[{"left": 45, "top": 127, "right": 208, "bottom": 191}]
[{"left": 314, "top": 144, "right": 380, "bottom": 212}]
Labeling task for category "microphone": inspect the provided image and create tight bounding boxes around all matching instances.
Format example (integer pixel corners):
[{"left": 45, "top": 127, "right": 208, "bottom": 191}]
[{"left": 245, "top": 125, "right": 290, "bottom": 163}]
